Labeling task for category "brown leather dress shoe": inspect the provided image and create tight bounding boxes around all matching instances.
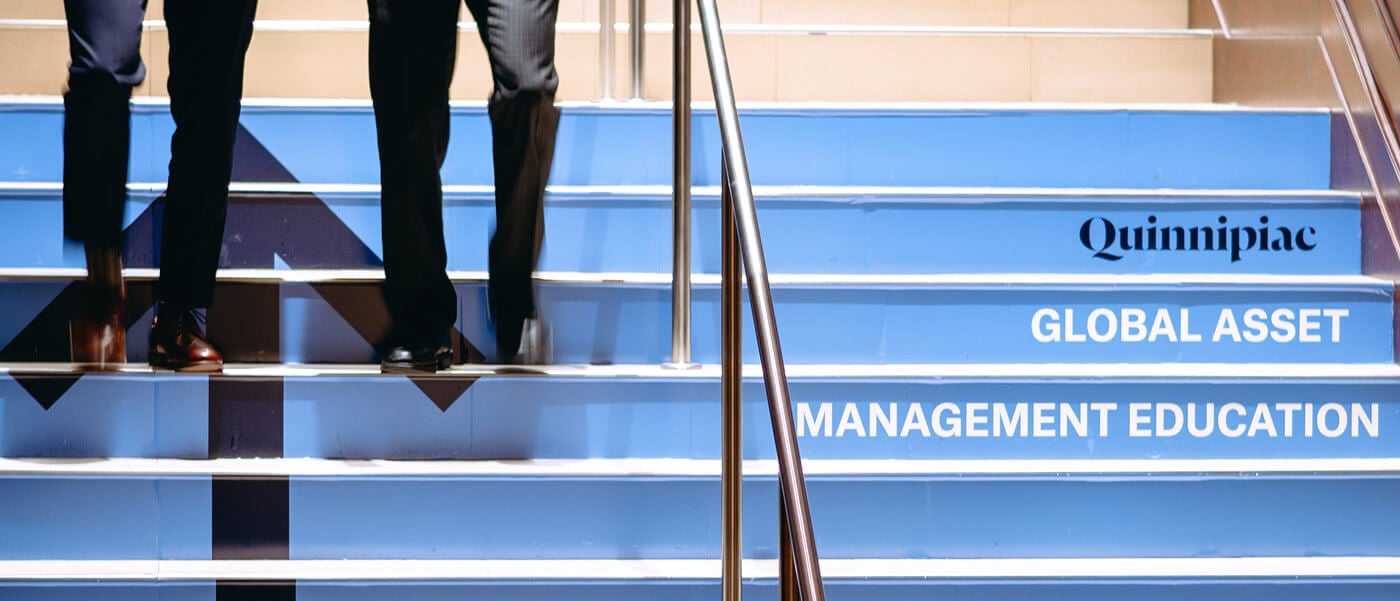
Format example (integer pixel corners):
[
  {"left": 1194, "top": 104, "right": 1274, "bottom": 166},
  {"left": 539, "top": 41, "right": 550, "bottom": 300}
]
[
  {"left": 71, "top": 242, "right": 127, "bottom": 370},
  {"left": 148, "top": 304, "right": 223, "bottom": 372}
]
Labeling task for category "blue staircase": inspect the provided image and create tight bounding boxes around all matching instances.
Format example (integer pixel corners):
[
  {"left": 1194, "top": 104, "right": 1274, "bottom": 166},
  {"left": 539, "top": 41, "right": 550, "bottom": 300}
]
[{"left": 1, "top": 100, "right": 1398, "bottom": 600}]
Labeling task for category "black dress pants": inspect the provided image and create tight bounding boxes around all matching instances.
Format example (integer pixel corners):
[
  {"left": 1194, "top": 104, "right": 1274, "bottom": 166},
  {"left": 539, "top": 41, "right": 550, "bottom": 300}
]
[
  {"left": 63, "top": 0, "right": 258, "bottom": 309},
  {"left": 368, "top": 0, "right": 561, "bottom": 357}
]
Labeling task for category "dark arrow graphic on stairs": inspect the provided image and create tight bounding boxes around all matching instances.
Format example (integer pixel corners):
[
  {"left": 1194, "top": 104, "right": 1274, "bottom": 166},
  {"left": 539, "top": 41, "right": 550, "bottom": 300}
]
[
  {"left": 4, "top": 124, "right": 483, "bottom": 408},
  {"left": 11, "top": 372, "right": 83, "bottom": 411},
  {"left": 407, "top": 375, "right": 482, "bottom": 412}
]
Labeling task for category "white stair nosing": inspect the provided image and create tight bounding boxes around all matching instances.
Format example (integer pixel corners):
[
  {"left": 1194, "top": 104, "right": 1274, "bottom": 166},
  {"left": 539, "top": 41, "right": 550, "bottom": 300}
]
[
  {"left": 0, "top": 268, "right": 1385, "bottom": 287},
  {"left": 0, "top": 360, "right": 1395, "bottom": 380},
  {"left": 2, "top": 361, "right": 1398, "bottom": 380},
  {"left": 0, "top": 181, "right": 1362, "bottom": 201},
  {"left": 2, "top": 557, "right": 1400, "bottom": 581},
  {"left": 4, "top": 457, "right": 1400, "bottom": 478},
  {"left": 0, "top": 94, "right": 1332, "bottom": 113},
  {"left": 0, "top": 18, "right": 1212, "bottom": 37}
]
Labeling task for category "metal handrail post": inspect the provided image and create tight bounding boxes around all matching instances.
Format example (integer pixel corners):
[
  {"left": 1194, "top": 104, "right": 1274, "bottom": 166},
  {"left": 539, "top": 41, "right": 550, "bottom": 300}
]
[
  {"left": 599, "top": 0, "right": 615, "bottom": 99},
  {"left": 667, "top": 0, "right": 694, "bottom": 368},
  {"left": 779, "top": 485, "right": 797, "bottom": 601},
  {"left": 630, "top": 0, "right": 645, "bottom": 99},
  {"left": 695, "top": 0, "right": 825, "bottom": 598},
  {"left": 720, "top": 154, "right": 742, "bottom": 601}
]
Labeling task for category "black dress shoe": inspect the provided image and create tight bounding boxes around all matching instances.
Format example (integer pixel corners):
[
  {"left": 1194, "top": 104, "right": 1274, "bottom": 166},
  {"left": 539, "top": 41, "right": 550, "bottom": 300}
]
[
  {"left": 148, "top": 304, "right": 223, "bottom": 372},
  {"left": 381, "top": 345, "right": 454, "bottom": 373},
  {"left": 505, "top": 317, "right": 552, "bottom": 365}
]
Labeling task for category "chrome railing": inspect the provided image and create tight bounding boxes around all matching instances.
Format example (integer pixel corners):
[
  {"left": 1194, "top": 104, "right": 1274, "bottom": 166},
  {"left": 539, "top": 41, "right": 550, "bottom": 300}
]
[
  {"left": 668, "top": 0, "right": 694, "bottom": 368},
  {"left": 598, "top": 0, "right": 615, "bottom": 99},
  {"left": 684, "top": 0, "right": 827, "bottom": 597},
  {"left": 598, "top": 0, "right": 647, "bottom": 100}
]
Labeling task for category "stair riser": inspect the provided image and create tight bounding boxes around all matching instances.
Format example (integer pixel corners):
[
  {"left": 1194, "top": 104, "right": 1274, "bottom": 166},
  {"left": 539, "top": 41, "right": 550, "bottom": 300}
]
[
  {"left": 6, "top": 375, "right": 1400, "bottom": 461},
  {"left": 5, "top": 474, "right": 1400, "bottom": 559},
  {"left": 0, "top": 190, "right": 1362, "bottom": 275},
  {"left": 3, "top": 580, "right": 1398, "bottom": 601},
  {"left": 0, "top": 106, "right": 1333, "bottom": 189},
  {"left": 0, "top": 0, "right": 1195, "bottom": 29},
  {"left": 0, "top": 280, "right": 1389, "bottom": 364}
]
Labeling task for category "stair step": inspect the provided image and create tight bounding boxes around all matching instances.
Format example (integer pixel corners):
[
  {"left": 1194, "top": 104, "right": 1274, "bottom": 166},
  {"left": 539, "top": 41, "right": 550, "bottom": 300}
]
[
  {"left": 0, "top": 0, "right": 1195, "bottom": 29},
  {"left": 0, "top": 102, "right": 1333, "bottom": 189},
  {"left": 0, "top": 272, "right": 1389, "bottom": 364},
  {"left": 5, "top": 458, "right": 1400, "bottom": 560},
  {"left": 0, "top": 184, "right": 1361, "bottom": 275},
  {"left": 4, "top": 365, "right": 1398, "bottom": 460},
  {"left": 3, "top": 556, "right": 1400, "bottom": 580},
  {"left": 1, "top": 558, "right": 1397, "bottom": 601},
  {"left": 1, "top": 19, "right": 1210, "bottom": 102}
]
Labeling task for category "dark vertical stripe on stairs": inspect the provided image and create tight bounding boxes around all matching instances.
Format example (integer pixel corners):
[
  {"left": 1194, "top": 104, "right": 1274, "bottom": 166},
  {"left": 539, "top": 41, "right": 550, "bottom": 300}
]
[
  {"left": 209, "top": 376, "right": 290, "bottom": 560},
  {"left": 212, "top": 477, "right": 290, "bottom": 560},
  {"left": 216, "top": 580, "right": 296, "bottom": 600},
  {"left": 209, "top": 377, "right": 285, "bottom": 458}
]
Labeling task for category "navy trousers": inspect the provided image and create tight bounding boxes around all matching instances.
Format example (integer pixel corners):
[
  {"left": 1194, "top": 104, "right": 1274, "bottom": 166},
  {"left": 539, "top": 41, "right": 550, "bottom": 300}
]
[
  {"left": 63, "top": 0, "right": 259, "bottom": 308},
  {"left": 368, "top": 0, "right": 561, "bottom": 358}
]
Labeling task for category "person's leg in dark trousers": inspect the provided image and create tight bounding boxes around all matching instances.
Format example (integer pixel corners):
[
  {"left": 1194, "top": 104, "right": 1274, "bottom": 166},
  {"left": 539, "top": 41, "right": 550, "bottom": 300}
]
[
  {"left": 63, "top": 0, "right": 147, "bottom": 368},
  {"left": 465, "top": 0, "right": 561, "bottom": 363},
  {"left": 148, "top": 0, "right": 259, "bottom": 371},
  {"left": 368, "top": 0, "right": 462, "bottom": 372}
]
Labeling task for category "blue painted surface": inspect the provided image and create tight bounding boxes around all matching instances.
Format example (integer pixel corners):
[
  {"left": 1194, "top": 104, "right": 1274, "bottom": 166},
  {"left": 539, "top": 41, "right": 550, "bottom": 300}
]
[
  {"left": 284, "top": 474, "right": 1400, "bottom": 559},
  {"left": 295, "top": 580, "right": 1400, "bottom": 601},
  {"left": 2, "top": 580, "right": 1399, "bottom": 601},
  {"left": 536, "top": 281, "right": 1394, "bottom": 364},
  {"left": 8, "top": 471, "right": 1398, "bottom": 560},
  {"left": 0, "top": 188, "right": 1362, "bottom": 275},
  {"left": 0, "top": 477, "right": 210, "bottom": 559},
  {"left": 284, "top": 280, "right": 1397, "bottom": 365},
  {"left": 0, "top": 375, "right": 207, "bottom": 458},
  {"left": 0, "top": 104, "right": 1333, "bottom": 189},
  {"left": 3, "top": 374, "right": 1396, "bottom": 461},
  {"left": 0, "top": 584, "right": 215, "bottom": 601},
  {"left": 284, "top": 377, "right": 1400, "bottom": 461},
  {"left": 322, "top": 190, "right": 1369, "bottom": 275},
  {"left": 0, "top": 279, "right": 1390, "bottom": 365}
]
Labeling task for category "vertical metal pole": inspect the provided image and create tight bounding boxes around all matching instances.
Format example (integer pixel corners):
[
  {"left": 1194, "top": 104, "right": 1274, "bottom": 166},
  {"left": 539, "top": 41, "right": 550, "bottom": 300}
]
[
  {"left": 599, "top": 0, "right": 615, "bottom": 99},
  {"left": 666, "top": 0, "right": 693, "bottom": 368},
  {"left": 779, "top": 486, "right": 798, "bottom": 601},
  {"left": 720, "top": 155, "right": 742, "bottom": 601},
  {"left": 630, "top": 0, "right": 645, "bottom": 99}
]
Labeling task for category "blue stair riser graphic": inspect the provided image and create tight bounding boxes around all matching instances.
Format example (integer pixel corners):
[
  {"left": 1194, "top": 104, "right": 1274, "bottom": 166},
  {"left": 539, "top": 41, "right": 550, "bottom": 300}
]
[
  {"left": 0, "top": 105, "right": 1332, "bottom": 189},
  {"left": 7, "top": 374, "right": 1400, "bottom": 461},
  {"left": 2, "top": 280, "right": 1388, "bottom": 364},
  {"left": 5, "top": 474, "right": 1400, "bottom": 559},
  {"left": 0, "top": 477, "right": 209, "bottom": 560},
  {"left": 4, "top": 580, "right": 1400, "bottom": 601},
  {"left": 0, "top": 188, "right": 1363, "bottom": 275}
]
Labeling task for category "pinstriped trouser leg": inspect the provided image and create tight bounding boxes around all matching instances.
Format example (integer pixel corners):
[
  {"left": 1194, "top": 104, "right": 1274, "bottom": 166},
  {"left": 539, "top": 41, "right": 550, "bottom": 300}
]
[
  {"left": 370, "top": 0, "right": 560, "bottom": 357},
  {"left": 467, "top": 0, "right": 561, "bottom": 360}
]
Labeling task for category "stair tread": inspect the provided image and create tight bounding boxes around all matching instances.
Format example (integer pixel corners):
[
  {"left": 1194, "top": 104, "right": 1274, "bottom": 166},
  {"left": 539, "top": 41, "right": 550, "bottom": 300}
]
[
  {"left": 0, "top": 269, "right": 1385, "bottom": 286},
  {"left": 0, "top": 181, "right": 1360, "bottom": 199},
  {"left": 5, "top": 361, "right": 1399, "bottom": 379},
  {"left": 6, "top": 457, "right": 1400, "bottom": 477},
  {"left": 3, "top": 557, "right": 1400, "bottom": 581}
]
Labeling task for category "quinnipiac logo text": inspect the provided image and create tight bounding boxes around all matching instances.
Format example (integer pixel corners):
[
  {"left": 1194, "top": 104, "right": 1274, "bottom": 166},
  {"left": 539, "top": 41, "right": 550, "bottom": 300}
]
[{"left": 1079, "top": 215, "right": 1317, "bottom": 262}]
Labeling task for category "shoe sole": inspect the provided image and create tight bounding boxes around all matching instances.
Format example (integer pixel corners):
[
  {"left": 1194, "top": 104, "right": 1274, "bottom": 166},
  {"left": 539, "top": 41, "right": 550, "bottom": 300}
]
[
  {"left": 380, "top": 353, "right": 455, "bottom": 374},
  {"left": 148, "top": 354, "right": 223, "bottom": 373}
]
